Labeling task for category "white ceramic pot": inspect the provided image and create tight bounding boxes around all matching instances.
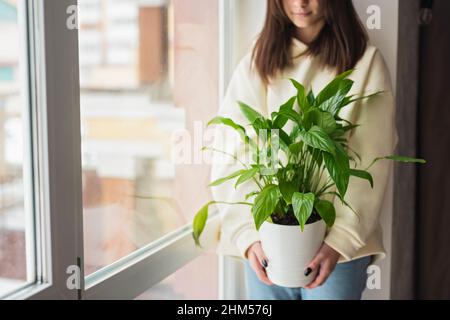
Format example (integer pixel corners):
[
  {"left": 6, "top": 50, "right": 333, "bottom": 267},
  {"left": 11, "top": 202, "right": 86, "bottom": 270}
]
[{"left": 259, "top": 219, "right": 326, "bottom": 288}]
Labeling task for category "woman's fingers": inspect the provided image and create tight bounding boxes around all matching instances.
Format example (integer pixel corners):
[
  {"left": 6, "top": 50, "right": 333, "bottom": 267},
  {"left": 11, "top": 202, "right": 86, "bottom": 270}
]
[
  {"left": 248, "top": 242, "right": 273, "bottom": 285},
  {"left": 249, "top": 254, "right": 273, "bottom": 285},
  {"left": 305, "top": 254, "right": 321, "bottom": 275},
  {"left": 303, "top": 249, "right": 322, "bottom": 280},
  {"left": 304, "top": 243, "right": 340, "bottom": 289},
  {"left": 305, "top": 263, "right": 332, "bottom": 289},
  {"left": 252, "top": 242, "right": 269, "bottom": 267},
  {"left": 304, "top": 249, "right": 328, "bottom": 289}
]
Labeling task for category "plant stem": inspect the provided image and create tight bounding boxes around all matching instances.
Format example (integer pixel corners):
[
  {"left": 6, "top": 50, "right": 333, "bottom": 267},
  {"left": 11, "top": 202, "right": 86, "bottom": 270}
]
[{"left": 204, "top": 147, "right": 249, "bottom": 169}]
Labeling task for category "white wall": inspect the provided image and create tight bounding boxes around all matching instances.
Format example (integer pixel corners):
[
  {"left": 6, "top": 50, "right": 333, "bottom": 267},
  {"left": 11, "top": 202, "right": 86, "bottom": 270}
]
[
  {"left": 353, "top": 0, "right": 399, "bottom": 300},
  {"left": 352, "top": 0, "right": 399, "bottom": 91},
  {"left": 231, "top": 0, "right": 400, "bottom": 300},
  {"left": 232, "top": 0, "right": 267, "bottom": 67}
]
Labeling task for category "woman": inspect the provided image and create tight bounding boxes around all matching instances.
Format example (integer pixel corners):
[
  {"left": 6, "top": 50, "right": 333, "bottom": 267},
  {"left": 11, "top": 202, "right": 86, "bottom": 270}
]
[{"left": 211, "top": 0, "right": 398, "bottom": 300}]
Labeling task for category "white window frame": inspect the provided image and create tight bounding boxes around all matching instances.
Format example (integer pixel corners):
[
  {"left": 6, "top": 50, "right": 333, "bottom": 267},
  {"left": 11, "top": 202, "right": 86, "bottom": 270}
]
[
  {"left": 7, "top": 0, "right": 82, "bottom": 300},
  {"left": 217, "top": 0, "right": 247, "bottom": 301},
  {"left": 0, "top": 0, "right": 38, "bottom": 299}
]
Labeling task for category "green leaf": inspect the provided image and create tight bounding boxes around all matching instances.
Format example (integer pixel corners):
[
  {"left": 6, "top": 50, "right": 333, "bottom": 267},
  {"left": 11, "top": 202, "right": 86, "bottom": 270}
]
[
  {"left": 207, "top": 116, "right": 249, "bottom": 143},
  {"left": 271, "top": 111, "right": 277, "bottom": 121},
  {"left": 279, "top": 183, "right": 295, "bottom": 205},
  {"left": 315, "top": 69, "right": 354, "bottom": 107},
  {"left": 238, "top": 101, "right": 270, "bottom": 144},
  {"left": 192, "top": 201, "right": 214, "bottom": 247},
  {"left": 341, "top": 124, "right": 360, "bottom": 131},
  {"left": 299, "top": 126, "right": 336, "bottom": 155},
  {"left": 245, "top": 191, "right": 259, "bottom": 201},
  {"left": 307, "top": 90, "right": 315, "bottom": 106},
  {"left": 314, "top": 199, "right": 336, "bottom": 227},
  {"left": 279, "top": 179, "right": 298, "bottom": 205},
  {"left": 292, "top": 192, "right": 315, "bottom": 231},
  {"left": 324, "top": 142, "right": 350, "bottom": 197},
  {"left": 273, "top": 96, "right": 297, "bottom": 129},
  {"left": 333, "top": 124, "right": 360, "bottom": 138},
  {"left": 252, "top": 185, "right": 281, "bottom": 230},
  {"left": 317, "top": 79, "right": 354, "bottom": 116},
  {"left": 341, "top": 91, "right": 384, "bottom": 109},
  {"left": 290, "top": 79, "right": 309, "bottom": 113},
  {"left": 338, "top": 78, "right": 354, "bottom": 96},
  {"left": 318, "top": 94, "right": 346, "bottom": 115},
  {"left": 238, "top": 101, "right": 263, "bottom": 124},
  {"left": 290, "top": 123, "right": 302, "bottom": 141},
  {"left": 350, "top": 169, "right": 374, "bottom": 188},
  {"left": 366, "top": 155, "right": 427, "bottom": 170},
  {"left": 311, "top": 149, "right": 324, "bottom": 167},
  {"left": 278, "top": 129, "right": 292, "bottom": 147},
  {"left": 209, "top": 169, "right": 246, "bottom": 187},
  {"left": 289, "top": 78, "right": 303, "bottom": 91},
  {"left": 252, "top": 117, "right": 270, "bottom": 137},
  {"left": 308, "top": 110, "right": 338, "bottom": 135},
  {"left": 302, "top": 109, "right": 318, "bottom": 131},
  {"left": 235, "top": 167, "right": 259, "bottom": 188},
  {"left": 277, "top": 108, "right": 303, "bottom": 126},
  {"left": 288, "top": 141, "right": 304, "bottom": 156},
  {"left": 383, "top": 155, "right": 426, "bottom": 164}
]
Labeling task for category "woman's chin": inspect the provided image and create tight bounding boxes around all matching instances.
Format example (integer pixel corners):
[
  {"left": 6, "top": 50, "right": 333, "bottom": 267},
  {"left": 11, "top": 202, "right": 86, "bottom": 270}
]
[
  {"left": 292, "top": 18, "right": 315, "bottom": 28},
  {"left": 292, "top": 17, "right": 325, "bottom": 31},
  {"left": 293, "top": 22, "right": 314, "bottom": 29}
]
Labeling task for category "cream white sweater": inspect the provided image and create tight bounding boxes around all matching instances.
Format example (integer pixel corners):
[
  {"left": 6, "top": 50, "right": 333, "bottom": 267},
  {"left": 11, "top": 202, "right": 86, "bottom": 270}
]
[{"left": 209, "top": 37, "right": 399, "bottom": 263}]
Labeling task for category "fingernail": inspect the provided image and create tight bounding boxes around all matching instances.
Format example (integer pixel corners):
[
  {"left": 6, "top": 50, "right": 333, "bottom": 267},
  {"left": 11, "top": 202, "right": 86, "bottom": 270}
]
[
  {"left": 304, "top": 267, "right": 312, "bottom": 276},
  {"left": 262, "top": 259, "right": 268, "bottom": 268}
]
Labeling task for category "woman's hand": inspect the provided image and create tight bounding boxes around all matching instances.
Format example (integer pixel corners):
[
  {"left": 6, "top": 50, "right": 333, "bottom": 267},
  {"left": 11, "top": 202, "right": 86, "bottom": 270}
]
[
  {"left": 304, "top": 243, "right": 341, "bottom": 289},
  {"left": 245, "top": 241, "right": 273, "bottom": 286}
]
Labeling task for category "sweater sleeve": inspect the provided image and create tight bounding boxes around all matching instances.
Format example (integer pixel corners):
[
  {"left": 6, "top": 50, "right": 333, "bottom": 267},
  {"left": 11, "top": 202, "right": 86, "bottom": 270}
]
[
  {"left": 210, "top": 53, "right": 267, "bottom": 259},
  {"left": 324, "top": 49, "right": 399, "bottom": 261}
]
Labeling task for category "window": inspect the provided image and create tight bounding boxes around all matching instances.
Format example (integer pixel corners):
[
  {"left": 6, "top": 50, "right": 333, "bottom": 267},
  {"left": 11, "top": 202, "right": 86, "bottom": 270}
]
[
  {"left": 136, "top": 253, "right": 218, "bottom": 300},
  {"left": 79, "top": 0, "right": 220, "bottom": 298},
  {"left": 1, "top": 0, "right": 228, "bottom": 300},
  {"left": 0, "top": 0, "right": 35, "bottom": 298}
]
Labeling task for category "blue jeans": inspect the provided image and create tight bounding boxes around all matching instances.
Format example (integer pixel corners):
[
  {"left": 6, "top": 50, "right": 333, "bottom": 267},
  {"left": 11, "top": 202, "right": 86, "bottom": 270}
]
[{"left": 244, "top": 255, "right": 372, "bottom": 300}]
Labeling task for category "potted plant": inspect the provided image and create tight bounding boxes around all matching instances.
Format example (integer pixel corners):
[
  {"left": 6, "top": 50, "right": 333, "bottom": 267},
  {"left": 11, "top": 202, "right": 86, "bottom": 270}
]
[{"left": 192, "top": 70, "right": 425, "bottom": 288}]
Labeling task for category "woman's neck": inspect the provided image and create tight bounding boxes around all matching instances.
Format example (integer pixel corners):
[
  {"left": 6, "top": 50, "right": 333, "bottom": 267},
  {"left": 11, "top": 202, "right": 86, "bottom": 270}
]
[{"left": 295, "top": 20, "right": 325, "bottom": 45}]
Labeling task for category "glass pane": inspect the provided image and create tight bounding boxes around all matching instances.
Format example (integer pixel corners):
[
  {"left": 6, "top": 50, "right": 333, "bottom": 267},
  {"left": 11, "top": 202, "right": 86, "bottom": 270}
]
[
  {"left": 0, "top": 0, "right": 34, "bottom": 297},
  {"left": 79, "top": 0, "right": 219, "bottom": 275},
  {"left": 135, "top": 253, "right": 218, "bottom": 300}
]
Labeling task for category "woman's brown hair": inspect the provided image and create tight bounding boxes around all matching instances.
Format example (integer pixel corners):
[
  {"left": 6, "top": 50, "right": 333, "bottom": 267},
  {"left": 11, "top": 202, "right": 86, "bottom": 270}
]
[{"left": 252, "top": 0, "right": 369, "bottom": 85}]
